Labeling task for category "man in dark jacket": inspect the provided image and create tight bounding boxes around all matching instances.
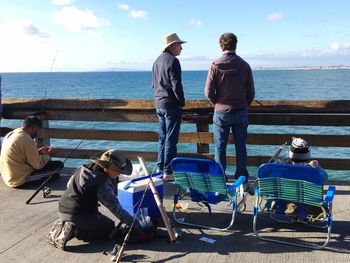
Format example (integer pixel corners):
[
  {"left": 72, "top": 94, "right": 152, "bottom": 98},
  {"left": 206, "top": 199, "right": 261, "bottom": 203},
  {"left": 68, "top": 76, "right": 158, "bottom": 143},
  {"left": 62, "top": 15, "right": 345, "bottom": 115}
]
[
  {"left": 152, "top": 33, "right": 186, "bottom": 180},
  {"left": 205, "top": 32, "right": 255, "bottom": 182},
  {"left": 0, "top": 74, "right": 2, "bottom": 148},
  {"left": 46, "top": 149, "right": 135, "bottom": 250}
]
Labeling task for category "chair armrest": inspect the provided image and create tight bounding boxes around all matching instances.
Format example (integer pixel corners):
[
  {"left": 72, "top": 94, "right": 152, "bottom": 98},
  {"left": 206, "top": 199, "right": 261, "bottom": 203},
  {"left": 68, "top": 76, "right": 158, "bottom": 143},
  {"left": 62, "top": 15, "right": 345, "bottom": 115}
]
[
  {"left": 227, "top": 176, "right": 245, "bottom": 191},
  {"left": 324, "top": 185, "right": 336, "bottom": 205},
  {"left": 254, "top": 188, "right": 260, "bottom": 195}
]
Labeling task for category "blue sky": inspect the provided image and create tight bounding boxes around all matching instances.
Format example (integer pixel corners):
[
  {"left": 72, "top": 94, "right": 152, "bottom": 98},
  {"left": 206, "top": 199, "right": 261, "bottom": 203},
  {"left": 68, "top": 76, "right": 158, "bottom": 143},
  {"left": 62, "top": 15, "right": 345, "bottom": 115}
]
[{"left": 0, "top": 0, "right": 349, "bottom": 72}]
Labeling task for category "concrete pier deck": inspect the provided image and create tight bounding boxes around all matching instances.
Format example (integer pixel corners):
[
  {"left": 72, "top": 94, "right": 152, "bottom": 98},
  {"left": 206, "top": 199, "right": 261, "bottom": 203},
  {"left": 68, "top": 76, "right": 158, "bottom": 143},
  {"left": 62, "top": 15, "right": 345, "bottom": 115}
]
[{"left": 1, "top": 168, "right": 349, "bottom": 263}]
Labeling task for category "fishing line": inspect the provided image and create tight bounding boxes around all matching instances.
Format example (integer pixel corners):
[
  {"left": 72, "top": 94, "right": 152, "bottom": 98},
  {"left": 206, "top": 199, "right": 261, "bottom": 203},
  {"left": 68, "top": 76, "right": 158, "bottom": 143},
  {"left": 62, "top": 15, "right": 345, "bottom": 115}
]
[
  {"left": 110, "top": 144, "right": 167, "bottom": 261},
  {"left": 40, "top": 49, "right": 59, "bottom": 117},
  {"left": 26, "top": 52, "right": 105, "bottom": 204},
  {"left": 26, "top": 101, "right": 107, "bottom": 203}
]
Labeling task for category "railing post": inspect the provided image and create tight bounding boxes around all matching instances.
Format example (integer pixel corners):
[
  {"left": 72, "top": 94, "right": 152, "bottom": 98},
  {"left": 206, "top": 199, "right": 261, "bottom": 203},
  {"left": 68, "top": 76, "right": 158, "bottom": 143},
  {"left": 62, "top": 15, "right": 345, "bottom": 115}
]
[
  {"left": 37, "top": 120, "right": 50, "bottom": 147},
  {"left": 196, "top": 122, "right": 209, "bottom": 154}
]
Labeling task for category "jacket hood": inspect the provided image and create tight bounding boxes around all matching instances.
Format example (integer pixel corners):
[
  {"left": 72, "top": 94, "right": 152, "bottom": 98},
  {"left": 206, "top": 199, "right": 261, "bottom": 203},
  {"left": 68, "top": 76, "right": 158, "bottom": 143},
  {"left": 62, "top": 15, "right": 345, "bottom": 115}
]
[{"left": 213, "top": 52, "right": 242, "bottom": 74}]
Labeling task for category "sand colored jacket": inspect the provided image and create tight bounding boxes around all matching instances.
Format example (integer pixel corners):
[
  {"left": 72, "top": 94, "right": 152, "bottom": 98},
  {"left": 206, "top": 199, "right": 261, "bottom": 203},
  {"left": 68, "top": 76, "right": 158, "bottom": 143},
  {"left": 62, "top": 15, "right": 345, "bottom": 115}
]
[{"left": 0, "top": 128, "right": 50, "bottom": 187}]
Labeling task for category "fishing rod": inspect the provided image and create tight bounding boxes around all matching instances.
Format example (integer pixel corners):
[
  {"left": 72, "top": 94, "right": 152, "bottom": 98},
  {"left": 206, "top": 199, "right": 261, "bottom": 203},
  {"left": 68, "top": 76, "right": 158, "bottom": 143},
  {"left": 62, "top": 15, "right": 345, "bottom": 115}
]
[
  {"left": 110, "top": 161, "right": 154, "bottom": 262},
  {"left": 26, "top": 134, "right": 99, "bottom": 204},
  {"left": 111, "top": 157, "right": 178, "bottom": 262},
  {"left": 26, "top": 100, "right": 107, "bottom": 204},
  {"left": 38, "top": 49, "right": 59, "bottom": 117},
  {"left": 246, "top": 142, "right": 288, "bottom": 196},
  {"left": 26, "top": 49, "right": 110, "bottom": 204}
]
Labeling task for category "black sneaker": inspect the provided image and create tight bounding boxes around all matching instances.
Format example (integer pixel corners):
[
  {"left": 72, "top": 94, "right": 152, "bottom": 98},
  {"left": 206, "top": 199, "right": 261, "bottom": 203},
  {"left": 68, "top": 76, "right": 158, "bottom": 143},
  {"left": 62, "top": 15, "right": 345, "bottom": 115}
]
[
  {"left": 46, "top": 219, "right": 64, "bottom": 246},
  {"left": 54, "top": 221, "right": 75, "bottom": 250},
  {"left": 246, "top": 183, "right": 257, "bottom": 196}
]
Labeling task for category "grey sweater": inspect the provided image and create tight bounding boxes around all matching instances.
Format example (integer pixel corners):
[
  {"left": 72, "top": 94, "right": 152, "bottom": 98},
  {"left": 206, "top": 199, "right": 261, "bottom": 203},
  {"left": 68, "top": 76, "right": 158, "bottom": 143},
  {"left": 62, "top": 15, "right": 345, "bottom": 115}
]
[{"left": 205, "top": 52, "right": 255, "bottom": 111}]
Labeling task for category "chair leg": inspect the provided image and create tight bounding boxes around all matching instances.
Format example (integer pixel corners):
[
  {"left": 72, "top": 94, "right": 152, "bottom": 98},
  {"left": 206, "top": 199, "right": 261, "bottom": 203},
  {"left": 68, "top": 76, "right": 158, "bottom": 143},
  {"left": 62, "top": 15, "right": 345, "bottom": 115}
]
[
  {"left": 173, "top": 194, "right": 238, "bottom": 231},
  {"left": 253, "top": 207, "right": 333, "bottom": 249}
]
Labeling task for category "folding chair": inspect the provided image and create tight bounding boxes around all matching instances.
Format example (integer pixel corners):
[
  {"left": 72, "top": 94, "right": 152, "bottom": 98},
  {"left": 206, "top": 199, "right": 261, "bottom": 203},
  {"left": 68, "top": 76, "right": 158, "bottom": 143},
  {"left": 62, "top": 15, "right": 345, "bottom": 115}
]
[
  {"left": 170, "top": 157, "right": 247, "bottom": 231},
  {"left": 253, "top": 162, "right": 336, "bottom": 249}
]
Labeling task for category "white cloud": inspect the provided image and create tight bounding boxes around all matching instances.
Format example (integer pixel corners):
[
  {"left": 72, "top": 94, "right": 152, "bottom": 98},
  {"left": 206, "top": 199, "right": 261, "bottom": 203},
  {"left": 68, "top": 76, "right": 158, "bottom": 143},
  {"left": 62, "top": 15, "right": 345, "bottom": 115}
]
[
  {"left": 241, "top": 42, "right": 350, "bottom": 68},
  {"left": 118, "top": 4, "right": 148, "bottom": 19},
  {"left": 267, "top": 12, "right": 284, "bottom": 22},
  {"left": 54, "top": 6, "right": 110, "bottom": 37},
  {"left": 51, "top": 0, "right": 75, "bottom": 5},
  {"left": 302, "top": 42, "right": 350, "bottom": 56},
  {"left": 329, "top": 42, "right": 350, "bottom": 52},
  {"left": 117, "top": 3, "right": 130, "bottom": 11},
  {"left": 129, "top": 9, "right": 147, "bottom": 19},
  {"left": 0, "top": 20, "right": 57, "bottom": 72},
  {"left": 189, "top": 18, "right": 202, "bottom": 27},
  {"left": 23, "top": 23, "right": 50, "bottom": 39}
]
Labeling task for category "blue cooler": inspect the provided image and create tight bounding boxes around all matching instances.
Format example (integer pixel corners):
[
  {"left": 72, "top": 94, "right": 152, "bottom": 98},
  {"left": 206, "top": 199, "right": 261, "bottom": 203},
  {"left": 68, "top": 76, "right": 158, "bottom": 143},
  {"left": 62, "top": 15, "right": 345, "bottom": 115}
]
[{"left": 118, "top": 172, "right": 163, "bottom": 219}]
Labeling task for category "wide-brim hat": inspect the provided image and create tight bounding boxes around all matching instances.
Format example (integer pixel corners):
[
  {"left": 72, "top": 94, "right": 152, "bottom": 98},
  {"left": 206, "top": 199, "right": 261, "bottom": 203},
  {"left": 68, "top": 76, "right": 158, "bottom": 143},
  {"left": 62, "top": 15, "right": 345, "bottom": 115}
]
[
  {"left": 289, "top": 137, "right": 311, "bottom": 162},
  {"left": 90, "top": 149, "right": 133, "bottom": 175},
  {"left": 164, "top": 33, "right": 186, "bottom": 49}
]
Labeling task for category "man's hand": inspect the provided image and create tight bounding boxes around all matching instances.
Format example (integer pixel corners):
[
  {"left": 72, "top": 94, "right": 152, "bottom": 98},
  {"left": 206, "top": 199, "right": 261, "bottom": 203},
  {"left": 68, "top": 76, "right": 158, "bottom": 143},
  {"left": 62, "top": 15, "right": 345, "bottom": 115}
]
[
  {"left": 308, "top": 160, "right": 319, "bottom": 167},
  {"left": 38, "top": 146, "right": 54, "bottom": 155}
]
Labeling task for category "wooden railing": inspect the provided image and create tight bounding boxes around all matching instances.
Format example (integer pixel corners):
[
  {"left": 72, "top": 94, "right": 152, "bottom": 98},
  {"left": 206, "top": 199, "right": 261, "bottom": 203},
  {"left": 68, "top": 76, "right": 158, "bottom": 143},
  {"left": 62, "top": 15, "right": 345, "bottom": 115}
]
[{"left": 1, "top": 98, "right": 350, "bottom": 171}]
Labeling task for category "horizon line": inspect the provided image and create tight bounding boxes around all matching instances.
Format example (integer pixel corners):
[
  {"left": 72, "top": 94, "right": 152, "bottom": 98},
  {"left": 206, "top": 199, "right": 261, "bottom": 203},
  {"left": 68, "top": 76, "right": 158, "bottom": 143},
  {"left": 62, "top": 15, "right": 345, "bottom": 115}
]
[{"left": 1, "top": 65, "right": 350, "bottom": 74}]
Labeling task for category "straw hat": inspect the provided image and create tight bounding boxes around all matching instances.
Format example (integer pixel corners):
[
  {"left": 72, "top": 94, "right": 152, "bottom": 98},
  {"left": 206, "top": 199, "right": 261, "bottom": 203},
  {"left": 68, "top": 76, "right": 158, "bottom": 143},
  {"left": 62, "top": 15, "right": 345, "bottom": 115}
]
[
  {"left": 91, "top": 149, "right": 132, "bottom": 175},
  {"left": 163, "top": 33, "right": 186, "bottom": 49}
]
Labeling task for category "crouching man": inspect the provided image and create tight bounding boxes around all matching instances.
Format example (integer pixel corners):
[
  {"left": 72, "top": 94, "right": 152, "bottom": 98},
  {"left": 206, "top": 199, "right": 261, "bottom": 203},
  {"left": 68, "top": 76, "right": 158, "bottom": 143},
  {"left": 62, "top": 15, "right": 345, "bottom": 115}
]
[{"left": 46, "top": 149, "right": 139, "bottom": 250}]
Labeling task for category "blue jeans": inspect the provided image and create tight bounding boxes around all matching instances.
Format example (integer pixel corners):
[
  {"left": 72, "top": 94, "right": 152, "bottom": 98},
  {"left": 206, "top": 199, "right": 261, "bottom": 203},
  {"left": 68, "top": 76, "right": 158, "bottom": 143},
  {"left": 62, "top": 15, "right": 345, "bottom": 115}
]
[
  {"left": 213, "top": 109, "right": 249, "bottom": 180},
  {"left": 156, "top": 108, "right": 182, "bottom": 175}
]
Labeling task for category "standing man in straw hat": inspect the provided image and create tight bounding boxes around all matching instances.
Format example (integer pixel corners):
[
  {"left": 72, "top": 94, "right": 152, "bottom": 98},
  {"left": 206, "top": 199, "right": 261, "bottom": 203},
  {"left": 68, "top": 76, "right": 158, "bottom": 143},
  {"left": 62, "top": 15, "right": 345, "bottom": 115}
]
[
  {"left": 205, "top": 32, "right": 255, "bottom": 183},
  {"left": 46, "top": 149, "right": 137, "bottom": 250},
  {"left": 152, "top": 33, "right": 186, "bottom": 180}
]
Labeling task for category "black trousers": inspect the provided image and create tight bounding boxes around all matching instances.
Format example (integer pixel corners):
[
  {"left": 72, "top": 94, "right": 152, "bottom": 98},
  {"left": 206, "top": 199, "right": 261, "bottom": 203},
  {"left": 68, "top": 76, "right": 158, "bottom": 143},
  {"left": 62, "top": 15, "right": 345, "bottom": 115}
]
[
  {"left": 59, "top": 211, "right": 115, "bottom": 241},
  {"left": 16, "top": 160, "right": 64, "bottom": 188}
]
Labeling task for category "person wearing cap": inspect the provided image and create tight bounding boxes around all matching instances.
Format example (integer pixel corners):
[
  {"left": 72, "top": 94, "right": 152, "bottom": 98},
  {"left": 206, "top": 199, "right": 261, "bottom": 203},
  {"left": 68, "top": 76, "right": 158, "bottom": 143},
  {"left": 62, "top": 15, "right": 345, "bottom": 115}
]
[
  {"left": 205, "top": 33, "right": 255, "bottom": 183},
  {"left": 288, "top": 137, "right": 328, "bottom": 181},
  {"left": 46, "top": 149, "right": 135, "bottom": 250},
  {"left": 285, "top": 137, "right": 328, "bottom": 220},
  {"left": 152, "top": 33, "right": 186, "bottom": 180},
  {"left": 0, "top": 116, "right": 63, "bottom": 188}
]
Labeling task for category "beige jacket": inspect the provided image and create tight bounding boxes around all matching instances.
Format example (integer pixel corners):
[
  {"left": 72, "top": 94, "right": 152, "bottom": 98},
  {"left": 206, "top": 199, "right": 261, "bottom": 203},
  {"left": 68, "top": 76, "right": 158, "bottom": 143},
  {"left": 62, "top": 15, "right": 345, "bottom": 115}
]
[{"left": 0, "top": 128, "right": 50, "bottom": 187}]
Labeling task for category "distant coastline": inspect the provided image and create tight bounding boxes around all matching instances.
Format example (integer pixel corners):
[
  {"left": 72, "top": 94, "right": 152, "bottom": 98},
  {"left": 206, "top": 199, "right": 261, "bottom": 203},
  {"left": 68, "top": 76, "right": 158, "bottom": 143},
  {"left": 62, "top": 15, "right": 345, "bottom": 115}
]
[
  {"left": 253, "top": 65, "right": 350, "bottom": 71},
  {"left": 2, "top": 65, "right": 350, "bottom": 74},
  {"left": 101, "top": 65, "right": 350, "bottom": 72}
]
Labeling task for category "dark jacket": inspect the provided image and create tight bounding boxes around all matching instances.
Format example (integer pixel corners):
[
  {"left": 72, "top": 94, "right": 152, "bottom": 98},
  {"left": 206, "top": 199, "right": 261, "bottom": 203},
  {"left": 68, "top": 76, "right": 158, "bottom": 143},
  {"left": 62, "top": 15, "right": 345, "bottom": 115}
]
[
  {"left": 205, "top": 52, "right": 255, "bottom": 111},
  {"left": 58, "top": 163, "right": 133, "bottom": 224},
  {"left": 152, "top": 50, "right": 185, "bottom": 109},
  {"left": 0, "top": 74, "right": 2, "bottom": 114}
]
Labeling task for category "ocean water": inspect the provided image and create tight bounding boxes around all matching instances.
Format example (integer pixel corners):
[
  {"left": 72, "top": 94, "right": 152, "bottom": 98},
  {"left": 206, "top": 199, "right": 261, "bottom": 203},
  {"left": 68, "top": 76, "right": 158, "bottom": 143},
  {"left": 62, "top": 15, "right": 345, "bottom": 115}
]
[{"left": 1, "top": 70, "right": 350, "bottom": 180}]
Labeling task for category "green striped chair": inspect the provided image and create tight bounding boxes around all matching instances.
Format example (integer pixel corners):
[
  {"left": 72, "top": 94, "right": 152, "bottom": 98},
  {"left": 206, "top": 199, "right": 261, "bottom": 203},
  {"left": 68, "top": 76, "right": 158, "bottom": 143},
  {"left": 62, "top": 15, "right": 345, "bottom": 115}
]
[
  {"left": 170, "top": 157, "right": 247, "bottom": 231},
  {"left": 253, "top": 163, "right": 335, "bottom": 249}
]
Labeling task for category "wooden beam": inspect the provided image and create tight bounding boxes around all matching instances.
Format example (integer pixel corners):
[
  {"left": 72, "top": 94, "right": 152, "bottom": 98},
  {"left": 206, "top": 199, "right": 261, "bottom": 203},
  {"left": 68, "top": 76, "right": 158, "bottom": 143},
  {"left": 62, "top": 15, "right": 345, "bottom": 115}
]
[
  {"left": 36, "top": 128, "right": 350, "bottom": 147},
  {"left": 52, "top": 148, "right": 350, "bottom": 170},
  {"left": 195, "top": 123, "right": 209, "bottom": 153},
  {"left": 3, "top": 98, "right": 350, "bottom": 113},
  {"left": 249, "top": 113, "right": 350, "bottom": 126},
  {"left": 250, "top": 100, "right": 350, "bottom": 113}
]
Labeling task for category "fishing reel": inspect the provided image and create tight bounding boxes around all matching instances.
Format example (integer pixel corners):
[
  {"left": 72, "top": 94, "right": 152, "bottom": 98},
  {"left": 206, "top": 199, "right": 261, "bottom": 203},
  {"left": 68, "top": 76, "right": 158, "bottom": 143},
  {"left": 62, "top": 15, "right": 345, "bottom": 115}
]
[{"left": 42, "top": 186, "right": 52, "bottom": 198}]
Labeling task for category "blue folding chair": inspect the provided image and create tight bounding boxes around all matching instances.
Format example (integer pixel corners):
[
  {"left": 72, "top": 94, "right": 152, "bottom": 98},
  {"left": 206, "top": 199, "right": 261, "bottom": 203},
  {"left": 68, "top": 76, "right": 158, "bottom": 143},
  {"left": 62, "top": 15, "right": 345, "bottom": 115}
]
[
  {"left": 253, "top": 163, "right": 336, "bottom": 249},
  {"left": 170, "top": 157, "right": 247, "bottom": 231}
]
